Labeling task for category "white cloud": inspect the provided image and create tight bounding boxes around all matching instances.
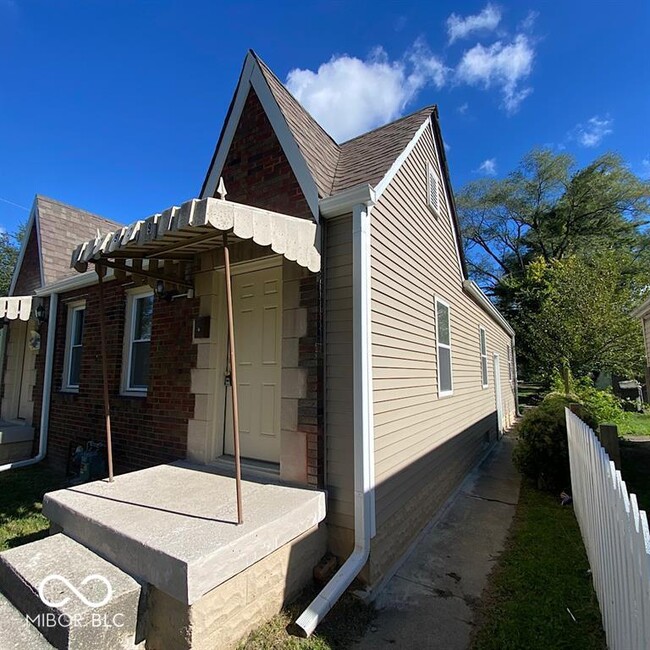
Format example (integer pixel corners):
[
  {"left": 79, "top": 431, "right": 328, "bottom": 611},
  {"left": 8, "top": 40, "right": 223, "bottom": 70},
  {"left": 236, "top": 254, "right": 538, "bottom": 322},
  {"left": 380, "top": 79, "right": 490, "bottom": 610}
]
[
  {"left": 447, "top": 4, "right": 502, "bottom": 44},
  {"left": 286, "top": 45, "right": 449, "bottom": 142},
  {"left": 640, "top": 158, "right": 650, "bottom": 179},
  {"left": 477, "top": 158, "right": 497, "bottom": 175},
  {"left": 572, "top": 115, "right": 613, "bottom": 147},
  {"left": 458, "top": 102, "right": 469, "bottom": 114},
  {"left": 456, "top": 34, "right": 534, "bottom": 113}
]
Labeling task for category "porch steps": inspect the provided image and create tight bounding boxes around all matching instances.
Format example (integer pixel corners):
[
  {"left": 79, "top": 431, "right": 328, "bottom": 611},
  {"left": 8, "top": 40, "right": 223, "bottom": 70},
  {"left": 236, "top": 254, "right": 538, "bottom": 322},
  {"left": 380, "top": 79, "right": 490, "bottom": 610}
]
[
  {"left": 0, "top": 533, "right": 143, "bottom": 650},
  {"left": 0, "top": 591, "right": 54, "bottom": 649}
]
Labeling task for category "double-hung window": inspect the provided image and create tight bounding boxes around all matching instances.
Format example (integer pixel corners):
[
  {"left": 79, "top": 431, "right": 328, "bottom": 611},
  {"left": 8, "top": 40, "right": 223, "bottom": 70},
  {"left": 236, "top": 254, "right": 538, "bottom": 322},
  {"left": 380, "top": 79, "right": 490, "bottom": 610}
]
[
  {"left": 435, "top": 297, "right": 453, "bottom": 397},
  {"left": 123, "top": 288, "right": 153, "bottom": 394},
  {"left": 479, "top": 326, "right": 489, "bottom": 388},
  {"left": 63, "top": 302, "right": 85, "bottom": 390}
]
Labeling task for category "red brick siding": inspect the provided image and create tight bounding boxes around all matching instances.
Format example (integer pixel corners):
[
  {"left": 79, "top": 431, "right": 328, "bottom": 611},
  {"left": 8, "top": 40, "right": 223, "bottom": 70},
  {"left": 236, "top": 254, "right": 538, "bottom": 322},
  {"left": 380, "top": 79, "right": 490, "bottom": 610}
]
[
  {"left": 217, "top": 89, "right": 313, "bottom": 221},
  {"left": 13, "top": 225, "right": 41, "bottom": 296},
  {"left": 34, "top": 282, "right": 198, "bottom": 474},
  {"left": 300, "top": 273, "right": 324, "bottom": 487}
]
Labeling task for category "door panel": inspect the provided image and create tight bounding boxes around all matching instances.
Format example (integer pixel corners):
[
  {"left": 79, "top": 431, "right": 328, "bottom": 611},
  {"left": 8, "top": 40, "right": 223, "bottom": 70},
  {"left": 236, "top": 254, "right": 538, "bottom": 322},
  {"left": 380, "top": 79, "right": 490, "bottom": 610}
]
[{"left": 224, "top": 263, "right": 282, "bottom": 462}]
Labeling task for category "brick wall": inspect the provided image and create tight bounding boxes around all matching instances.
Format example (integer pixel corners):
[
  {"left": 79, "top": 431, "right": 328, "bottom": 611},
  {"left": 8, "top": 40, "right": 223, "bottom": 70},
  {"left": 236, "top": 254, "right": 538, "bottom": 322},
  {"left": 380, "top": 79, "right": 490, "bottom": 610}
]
[
  {"left": 34, "top": 281, "right": 198, "bottom": 474},
  {"left": 217, "top": 89, "right": 312, "bottom": 221},
  {"left": 12, "top": 224, "right": 41, "bottom": 296}
]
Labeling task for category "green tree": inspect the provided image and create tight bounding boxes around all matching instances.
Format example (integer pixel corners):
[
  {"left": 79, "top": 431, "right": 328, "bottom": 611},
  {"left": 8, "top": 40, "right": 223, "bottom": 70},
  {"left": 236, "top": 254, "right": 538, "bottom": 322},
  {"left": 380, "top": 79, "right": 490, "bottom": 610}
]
[
  {"left": 0, "top": 225, "right": 26, "bottom": 296},
  {"left": 507, "top": 254, "right": 647, "bottom": 380},
  {"left": 458, "top": 149, "right": 650, "bottom": 292}
]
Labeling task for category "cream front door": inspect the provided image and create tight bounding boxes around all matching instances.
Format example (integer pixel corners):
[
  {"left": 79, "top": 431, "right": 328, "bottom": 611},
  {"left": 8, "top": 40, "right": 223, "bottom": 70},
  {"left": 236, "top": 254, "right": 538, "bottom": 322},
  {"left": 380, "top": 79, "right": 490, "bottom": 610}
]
[{"left": 224, "top": 262, "right": 282, "bottom": 463}]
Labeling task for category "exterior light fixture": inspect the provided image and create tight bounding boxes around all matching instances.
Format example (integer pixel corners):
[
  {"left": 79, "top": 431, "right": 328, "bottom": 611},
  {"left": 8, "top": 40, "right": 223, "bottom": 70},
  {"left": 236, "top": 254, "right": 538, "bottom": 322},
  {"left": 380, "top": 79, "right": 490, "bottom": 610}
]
[
  {"left": 36, "top": 303, "right": 47, "bottom": 327},
  {"left": 155, "top": 280, "right": 166, "bottom": 299}
]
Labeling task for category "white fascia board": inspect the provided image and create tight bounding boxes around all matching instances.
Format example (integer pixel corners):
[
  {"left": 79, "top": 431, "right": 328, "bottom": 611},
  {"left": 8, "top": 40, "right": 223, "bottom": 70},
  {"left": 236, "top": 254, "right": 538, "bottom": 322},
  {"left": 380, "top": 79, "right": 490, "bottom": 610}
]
[
  {"left": 8, "top": 205, "right": 37, "bottom": 296},
  {"left": 35, "top": 268, "right": 115, "bottom": 297},
  {"left": 201, "top": 53, "right": 320, "bottom": 222},
  {"left": 373, "top": 118, "right": 429, "bottom": 200},
  {"left": 319, "top": 184, "right": 376, "bottom": 219},
  {"left": 201, "top": 54, "right": 255, "bottom": 200},
  {"left": 463, "top": 280, "right": 515, "bottom": 337}
]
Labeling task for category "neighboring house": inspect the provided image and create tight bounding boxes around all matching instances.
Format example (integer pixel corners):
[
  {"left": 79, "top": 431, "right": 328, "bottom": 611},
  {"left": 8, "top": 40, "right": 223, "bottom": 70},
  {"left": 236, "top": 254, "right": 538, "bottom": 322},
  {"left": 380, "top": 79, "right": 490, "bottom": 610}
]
[
  {"left": 0, "top": 196, "right": 121, "bottom": 464},
  {"left": 632, "top": 296, "right": 650, "bottom": 397},
  {"left": 0, "top": 51, "right": 517, "bottom": 649}
]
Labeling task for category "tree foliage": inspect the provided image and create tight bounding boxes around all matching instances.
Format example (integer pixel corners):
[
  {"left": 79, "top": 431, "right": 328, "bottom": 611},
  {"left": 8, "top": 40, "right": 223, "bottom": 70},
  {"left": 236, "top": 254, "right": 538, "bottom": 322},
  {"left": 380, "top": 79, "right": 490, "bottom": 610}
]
[
  {"left": 456, "top": 149, "right": 650, "bottom": 381},
  {"left": 458, "top": 149, "right": 650, "bottom": 291},
  {"left": 0, "top": 224, "right": 26, "bottom": 296}
]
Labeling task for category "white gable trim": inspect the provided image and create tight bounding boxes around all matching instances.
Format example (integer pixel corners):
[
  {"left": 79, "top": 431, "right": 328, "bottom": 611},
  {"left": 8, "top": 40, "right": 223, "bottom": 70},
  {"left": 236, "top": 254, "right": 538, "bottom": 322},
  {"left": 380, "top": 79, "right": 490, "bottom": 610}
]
[
  {"left": 200, "top": 53, "right": 320, "bottom": 222},
  {"left": 8, "top": 203, "right": 39, "bottom": 296},
  {"left": 428, "top": 120, "right": 465, "bottom": 281},
  {"left": 373, "top": 118, "right": 429, "bottom": 200}
]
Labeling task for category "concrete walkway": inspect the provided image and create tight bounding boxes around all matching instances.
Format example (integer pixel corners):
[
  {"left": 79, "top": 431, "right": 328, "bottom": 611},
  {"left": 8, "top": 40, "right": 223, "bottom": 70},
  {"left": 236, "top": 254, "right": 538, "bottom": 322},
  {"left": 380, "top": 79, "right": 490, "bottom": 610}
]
[{"left": 356, "top": 435, "right": 521, "bottom": 650}]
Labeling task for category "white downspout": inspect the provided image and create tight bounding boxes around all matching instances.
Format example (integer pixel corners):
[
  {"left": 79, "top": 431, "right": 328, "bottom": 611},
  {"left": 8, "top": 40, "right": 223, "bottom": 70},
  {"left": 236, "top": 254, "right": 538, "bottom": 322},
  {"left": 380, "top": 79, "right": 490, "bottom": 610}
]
[
  {"left": 294, "top": 201, "right": 375, "bottom": 637},
  {"left": 0, "top": 292, "right": 58, "bottom": 472}
]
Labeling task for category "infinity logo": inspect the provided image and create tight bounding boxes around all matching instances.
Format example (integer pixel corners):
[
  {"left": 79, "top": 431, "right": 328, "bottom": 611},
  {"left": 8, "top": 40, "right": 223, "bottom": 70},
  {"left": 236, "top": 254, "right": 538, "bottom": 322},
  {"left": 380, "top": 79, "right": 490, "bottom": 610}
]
[{"left": 38, "top": 574, "right": 113, "bottom": 609}]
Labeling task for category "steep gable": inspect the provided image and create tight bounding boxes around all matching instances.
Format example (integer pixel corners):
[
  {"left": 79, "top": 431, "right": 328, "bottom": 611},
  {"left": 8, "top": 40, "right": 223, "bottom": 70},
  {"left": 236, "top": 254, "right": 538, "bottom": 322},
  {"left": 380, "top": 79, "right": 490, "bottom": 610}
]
[
  {"left": 11, "top": 221, "right": 42, "bottom": 296},
  {"left": 9, "top": 196, "right": 122, "bottom": 295},
  {"left": 216, "top": 88, "right": 313, "bottom": 220}
]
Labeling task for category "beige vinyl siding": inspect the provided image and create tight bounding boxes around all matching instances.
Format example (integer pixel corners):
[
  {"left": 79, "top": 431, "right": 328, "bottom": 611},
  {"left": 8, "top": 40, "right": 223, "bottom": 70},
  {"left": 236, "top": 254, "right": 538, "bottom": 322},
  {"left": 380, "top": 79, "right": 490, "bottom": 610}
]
[
  {"left": 324, "top": 215, "right": 355, "bottom": 535},
  {"left": 369, "top": 122, "right": 516, "bottom": 577},
  {"left": 643, "top": 316, "right": 650, "bottom": 364}
]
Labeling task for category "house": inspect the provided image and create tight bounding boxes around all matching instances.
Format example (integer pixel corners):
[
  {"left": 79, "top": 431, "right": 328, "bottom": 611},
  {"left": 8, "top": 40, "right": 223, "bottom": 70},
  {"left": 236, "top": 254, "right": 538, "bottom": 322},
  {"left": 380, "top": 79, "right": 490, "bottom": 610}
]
[
  {"left": 0, "top": 51, "right": 517, "bottom": 649},
  {"left": 632, "top": 296, "right": 650, "bottom": 398},
  {"left": 0, "top": 196, "right": 121, "bottom": 464}
]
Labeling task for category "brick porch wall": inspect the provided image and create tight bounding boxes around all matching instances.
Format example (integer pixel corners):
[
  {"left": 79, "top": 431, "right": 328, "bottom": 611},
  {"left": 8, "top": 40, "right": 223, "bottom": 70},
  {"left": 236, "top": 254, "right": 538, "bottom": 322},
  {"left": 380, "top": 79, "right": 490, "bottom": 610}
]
[{"left": 33, "top": 281, "right": 198, "bottom": 473}]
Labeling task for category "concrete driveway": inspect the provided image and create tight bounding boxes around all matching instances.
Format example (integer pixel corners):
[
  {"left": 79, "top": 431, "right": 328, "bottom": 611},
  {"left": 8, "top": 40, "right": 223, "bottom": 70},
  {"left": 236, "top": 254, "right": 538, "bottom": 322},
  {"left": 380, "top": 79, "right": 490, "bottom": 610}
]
[{"left": 356, "top": 435, "right": 521, "bottom": 650}]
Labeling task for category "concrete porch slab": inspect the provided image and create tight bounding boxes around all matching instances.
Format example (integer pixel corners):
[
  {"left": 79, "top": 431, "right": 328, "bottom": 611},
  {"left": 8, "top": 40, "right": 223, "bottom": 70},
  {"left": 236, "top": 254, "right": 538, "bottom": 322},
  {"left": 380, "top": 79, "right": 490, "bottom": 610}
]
[{"left": 42, "top": 461, "right": 326, "bottom": 606}]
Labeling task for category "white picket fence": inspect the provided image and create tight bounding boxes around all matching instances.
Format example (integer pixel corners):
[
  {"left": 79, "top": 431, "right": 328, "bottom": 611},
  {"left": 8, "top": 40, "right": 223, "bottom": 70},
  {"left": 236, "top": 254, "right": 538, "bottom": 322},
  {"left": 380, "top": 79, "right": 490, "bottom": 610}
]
[{"left": 566, "top": 408, "right": 650, "bottom": 650}]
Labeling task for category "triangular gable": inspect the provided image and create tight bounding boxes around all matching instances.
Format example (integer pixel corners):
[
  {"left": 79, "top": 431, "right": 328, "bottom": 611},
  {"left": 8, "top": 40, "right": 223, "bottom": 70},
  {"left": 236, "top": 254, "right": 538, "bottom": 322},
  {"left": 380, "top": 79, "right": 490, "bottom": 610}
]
[
  {"left": 200, "top": 51, "right": 322, "bottom": 221},
  {"left": 8, "top": 196, "right": 122, "bottom": 295}
]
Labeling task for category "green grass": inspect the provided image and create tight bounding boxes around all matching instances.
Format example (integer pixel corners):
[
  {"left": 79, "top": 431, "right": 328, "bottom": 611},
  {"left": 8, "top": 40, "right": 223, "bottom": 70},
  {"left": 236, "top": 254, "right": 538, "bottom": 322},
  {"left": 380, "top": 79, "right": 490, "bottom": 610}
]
[
  {"left": 0, "top": 463, "right": 65, "bottom": 552},
  {"left": 619, "top": 412, "right": 650, "bottom": 437},
  {"left": 238, "top": 588, "right": 373, "bottom": 650},
  {"left": 471, "top": 481, "right": 605, "bottom": 650}
]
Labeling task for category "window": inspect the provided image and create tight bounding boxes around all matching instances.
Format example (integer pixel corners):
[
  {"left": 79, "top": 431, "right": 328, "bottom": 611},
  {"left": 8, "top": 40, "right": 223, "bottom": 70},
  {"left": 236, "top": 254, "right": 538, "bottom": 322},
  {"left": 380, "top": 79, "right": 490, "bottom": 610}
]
[
  {"left": 435, "top": 297, "right": 453, "bottom": 396},
  {"left": 427, "top": 163, "right": 440, "bottom": 216},
  {"left": 479, "top": 326, "right": 489, "bottom": 388},
  {"left": 123, "top": 288, "right": 153, "bottom": 393},
  {"left": 507, "top": 344, "right": 513, "bottom": 382},
  {"left": 63, "top": 302, "right": 85, "bottom": 390}
]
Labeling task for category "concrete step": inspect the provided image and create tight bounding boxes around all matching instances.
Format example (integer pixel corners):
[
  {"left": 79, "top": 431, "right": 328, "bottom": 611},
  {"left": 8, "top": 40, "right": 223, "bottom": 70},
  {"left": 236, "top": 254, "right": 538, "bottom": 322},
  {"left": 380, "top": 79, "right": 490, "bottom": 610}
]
[
  {"left": 0, "top": 591, "right": 54, "bottom": 649},
  {"left": 0, "top": 533, "right": 144, "bottom": 650}
]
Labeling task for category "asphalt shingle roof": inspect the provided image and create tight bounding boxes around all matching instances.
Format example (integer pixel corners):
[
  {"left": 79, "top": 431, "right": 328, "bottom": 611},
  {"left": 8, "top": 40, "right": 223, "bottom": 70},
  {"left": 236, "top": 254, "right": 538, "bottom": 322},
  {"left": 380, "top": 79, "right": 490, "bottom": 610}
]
[
  {"left": 253, "top": 52, "right": 434, "bottom": 198},
  {"left": 35, "top": 195, "right": 123, "bottom": 285}
]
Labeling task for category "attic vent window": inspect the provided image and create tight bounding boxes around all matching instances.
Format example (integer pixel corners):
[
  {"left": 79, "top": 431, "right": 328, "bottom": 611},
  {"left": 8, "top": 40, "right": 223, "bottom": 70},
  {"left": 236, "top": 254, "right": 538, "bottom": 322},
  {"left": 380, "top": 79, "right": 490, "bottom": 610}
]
[{"left": 427, "top": 163, "right": 440, "bottom": 217}]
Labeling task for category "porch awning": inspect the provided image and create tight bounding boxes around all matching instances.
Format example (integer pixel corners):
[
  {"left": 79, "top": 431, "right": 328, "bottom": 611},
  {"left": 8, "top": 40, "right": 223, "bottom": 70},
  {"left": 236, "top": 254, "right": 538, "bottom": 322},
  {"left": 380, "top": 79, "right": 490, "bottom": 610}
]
[
  {"left": 0, "top": 296, "right": 33, "bottom": 321},
  {"left": 70, "top": 197, "right": 321, "bottom": 275}
]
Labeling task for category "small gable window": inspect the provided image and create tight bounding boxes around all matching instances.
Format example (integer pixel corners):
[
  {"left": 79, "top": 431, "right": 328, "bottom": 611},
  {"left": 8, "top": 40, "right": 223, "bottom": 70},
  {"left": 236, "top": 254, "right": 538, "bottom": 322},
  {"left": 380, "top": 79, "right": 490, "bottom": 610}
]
[
  {"left": 63, "top": 301, "right": 85, "bottom": 390},
  {"left": 435, "top": 297, "right": 453, "bottom": 397},
  {"left": 479, "top": 326, "right": 489, "bottom": 388},
  {"left": 122, "top": 287, "right": 154, "bottom": 394},
  {"left": 427, "top": 162, "right": 440, "bottom": 216}
]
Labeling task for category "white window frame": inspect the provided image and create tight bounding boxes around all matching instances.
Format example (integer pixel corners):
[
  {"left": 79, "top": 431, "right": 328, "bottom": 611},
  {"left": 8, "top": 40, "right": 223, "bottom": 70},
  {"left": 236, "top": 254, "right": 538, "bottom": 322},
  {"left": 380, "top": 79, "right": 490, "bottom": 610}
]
[
  {"left": 121, "top": 286, "right": 154, "bottom": 396},
  {"left": 479, "top": 326, "right": 489, "bottom": 388},
  {"left": 427, "top": 162, "right": 441, "bottom": 217},
  {"left": 435, "top": 296, "right": 453, "bottom": 397},
  {"left": 62, "top": 300, "right": 85, "bottom": 392},
  {"left": 507, "top": 344, "right": 513, "bottom": 382}
]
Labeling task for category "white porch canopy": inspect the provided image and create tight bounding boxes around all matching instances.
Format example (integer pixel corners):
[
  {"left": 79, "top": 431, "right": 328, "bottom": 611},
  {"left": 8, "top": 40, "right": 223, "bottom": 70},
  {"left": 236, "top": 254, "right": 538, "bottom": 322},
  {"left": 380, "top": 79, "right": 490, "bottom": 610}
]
[
  {"left": 70, "top": 197, "right": 321, "bottom": 274},
  {"left": 0, "top": 296, "right": 33, "bottom": 322}
]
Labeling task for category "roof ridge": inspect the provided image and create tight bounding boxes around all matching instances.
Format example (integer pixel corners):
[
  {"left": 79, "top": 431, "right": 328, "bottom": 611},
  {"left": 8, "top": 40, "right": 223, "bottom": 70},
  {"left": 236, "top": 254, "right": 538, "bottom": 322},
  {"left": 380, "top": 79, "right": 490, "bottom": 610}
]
[
  {"left": 339, "top": 105, "right": 436, "bottom": 148},
  {"left": 250, "top": 51, "right": 340, "bottom": 149},
  {"left": 35, "top": 195, "right": 123, "bottom": 227}
]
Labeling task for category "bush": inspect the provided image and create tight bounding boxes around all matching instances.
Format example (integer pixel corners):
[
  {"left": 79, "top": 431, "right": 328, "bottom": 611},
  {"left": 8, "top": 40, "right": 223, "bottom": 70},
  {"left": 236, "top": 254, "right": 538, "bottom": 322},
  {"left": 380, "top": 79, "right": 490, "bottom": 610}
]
[{"left": 513, "top": 394, "right": 599, "bottom": 492}]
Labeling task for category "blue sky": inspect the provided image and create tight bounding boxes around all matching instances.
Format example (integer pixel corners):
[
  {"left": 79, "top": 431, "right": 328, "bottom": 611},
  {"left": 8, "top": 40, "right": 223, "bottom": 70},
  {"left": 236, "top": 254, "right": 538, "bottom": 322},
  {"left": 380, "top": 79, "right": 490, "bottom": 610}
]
[{"left": 1, "top": 1, "right": 648, "bottom": 235}]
